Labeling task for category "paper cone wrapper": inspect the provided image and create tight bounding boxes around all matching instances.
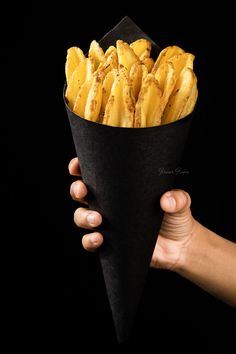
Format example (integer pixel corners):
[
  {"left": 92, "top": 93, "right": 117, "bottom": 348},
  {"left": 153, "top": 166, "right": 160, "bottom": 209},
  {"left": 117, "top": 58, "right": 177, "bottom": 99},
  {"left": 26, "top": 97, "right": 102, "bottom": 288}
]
[{"left": 64, "top": 17, "right": 193, "bottom": 342}]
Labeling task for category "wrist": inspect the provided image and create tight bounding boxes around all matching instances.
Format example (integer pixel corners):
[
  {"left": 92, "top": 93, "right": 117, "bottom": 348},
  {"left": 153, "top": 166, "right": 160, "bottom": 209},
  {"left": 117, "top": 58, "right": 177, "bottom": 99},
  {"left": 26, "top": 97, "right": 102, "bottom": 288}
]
[{"left": 174, "top": 220, "right": 208, "bottom": 273}]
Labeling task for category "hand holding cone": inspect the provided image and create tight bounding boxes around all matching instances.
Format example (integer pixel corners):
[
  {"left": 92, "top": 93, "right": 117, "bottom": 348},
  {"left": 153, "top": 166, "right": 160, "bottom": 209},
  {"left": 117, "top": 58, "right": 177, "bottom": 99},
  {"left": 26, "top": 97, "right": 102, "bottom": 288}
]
[{"left": 64, "top": 16, "right": 196, "bottom": 343}]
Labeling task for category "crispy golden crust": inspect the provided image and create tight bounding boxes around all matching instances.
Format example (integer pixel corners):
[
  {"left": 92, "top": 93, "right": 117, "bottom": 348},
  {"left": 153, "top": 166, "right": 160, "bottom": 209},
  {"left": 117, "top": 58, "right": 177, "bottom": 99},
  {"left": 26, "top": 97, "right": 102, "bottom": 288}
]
[{"left": 65, "top": 39, "right": 197, "bottom": 126}]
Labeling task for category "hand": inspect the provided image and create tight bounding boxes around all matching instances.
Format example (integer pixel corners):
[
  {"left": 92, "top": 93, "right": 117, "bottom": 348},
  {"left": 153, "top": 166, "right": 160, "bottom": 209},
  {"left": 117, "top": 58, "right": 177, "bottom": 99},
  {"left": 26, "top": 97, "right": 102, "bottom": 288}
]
[{"left": 69, "top": 157, "right": 199, "bottom": 271}]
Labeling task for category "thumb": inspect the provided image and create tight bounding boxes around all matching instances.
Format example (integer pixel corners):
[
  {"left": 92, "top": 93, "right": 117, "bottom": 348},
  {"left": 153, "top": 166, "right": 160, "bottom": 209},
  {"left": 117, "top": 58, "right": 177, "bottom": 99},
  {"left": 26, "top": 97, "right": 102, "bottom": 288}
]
[{"left": 160, "top": 190, "right": 191, "bottom": 214}]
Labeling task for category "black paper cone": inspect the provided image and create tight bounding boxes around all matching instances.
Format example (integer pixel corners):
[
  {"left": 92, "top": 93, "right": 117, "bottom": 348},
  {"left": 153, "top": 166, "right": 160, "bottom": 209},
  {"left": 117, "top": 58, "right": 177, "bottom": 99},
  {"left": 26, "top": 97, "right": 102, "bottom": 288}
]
[{"left": 64, "top": 17, "right": 193, "bottom": 342}]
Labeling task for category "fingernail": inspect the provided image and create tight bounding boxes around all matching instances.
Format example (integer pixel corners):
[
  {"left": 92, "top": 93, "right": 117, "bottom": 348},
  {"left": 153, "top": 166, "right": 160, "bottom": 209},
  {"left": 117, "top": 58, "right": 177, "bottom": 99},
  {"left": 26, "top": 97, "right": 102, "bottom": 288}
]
[
  {"left": 89, "top": 233, "right": 98, "bottom": 243},
  {"left": 167, "top": 196, "right": 176, "bottom": 209},
  {"left": 87, "top": 213, "right": 95, "bottom": 225}
]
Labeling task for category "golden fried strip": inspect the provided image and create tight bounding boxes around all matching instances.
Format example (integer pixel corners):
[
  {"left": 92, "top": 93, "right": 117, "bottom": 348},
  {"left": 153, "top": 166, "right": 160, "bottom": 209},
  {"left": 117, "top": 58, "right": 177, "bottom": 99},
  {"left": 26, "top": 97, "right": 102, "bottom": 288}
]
[{"left": 135, "top": 74, "right": 163, "bottom": 127}]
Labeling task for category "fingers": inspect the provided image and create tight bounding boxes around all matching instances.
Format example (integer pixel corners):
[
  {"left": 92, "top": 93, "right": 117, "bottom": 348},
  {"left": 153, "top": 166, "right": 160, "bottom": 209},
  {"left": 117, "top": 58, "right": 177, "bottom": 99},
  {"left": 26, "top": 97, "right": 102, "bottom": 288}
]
[
  {"left": 160, "top": 190, "right": 191, "bottom": 214},
  {"left": 69, "top": 157, "right": 104, "bottom": 252},
  {"left": 82, "top": 232, "right": 104, "bottom": 251},
  {"left": 70, "top": 180, "right": 88, "bottom": 203},
  {"left": 74, "top": 207, "right": 102, "bottom": 229},
  {"left": 69, "top": 158, "right": 87, "bottom": 204},
  {"left": 74, "top": 207, "right": 103, "bottom": 251},
  {"left": 68, "top": 157, "right": 81, "bottom": 176}
]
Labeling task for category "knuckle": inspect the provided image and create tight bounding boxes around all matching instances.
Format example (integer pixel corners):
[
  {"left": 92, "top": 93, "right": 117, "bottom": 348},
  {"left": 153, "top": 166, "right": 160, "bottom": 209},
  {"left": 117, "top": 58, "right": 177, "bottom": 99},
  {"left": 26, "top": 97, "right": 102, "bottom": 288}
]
[
  {"left": 82, "top": 232, "right": 103, "bottom": 251},
  {"left": 68, "top": 157, "right": 76, "bottom": 172},
  {"left": 70, "top": 182, "right": 75, "bottom": 197},
  {"left": 70, "top": 180, "right": 83, "bottom": 200},
  {"left": 82, "top": 235, "right": 94, "bottom": 251},
  {"left": 73, "top": 207, "right": 85, "bottom": 226}
]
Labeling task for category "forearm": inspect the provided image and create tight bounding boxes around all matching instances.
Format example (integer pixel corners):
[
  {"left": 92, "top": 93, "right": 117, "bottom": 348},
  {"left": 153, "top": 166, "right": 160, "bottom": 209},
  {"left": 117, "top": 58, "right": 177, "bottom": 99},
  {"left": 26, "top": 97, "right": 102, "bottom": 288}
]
[{"left": 177, "top": 221, "right": 236, "bottom": 307}]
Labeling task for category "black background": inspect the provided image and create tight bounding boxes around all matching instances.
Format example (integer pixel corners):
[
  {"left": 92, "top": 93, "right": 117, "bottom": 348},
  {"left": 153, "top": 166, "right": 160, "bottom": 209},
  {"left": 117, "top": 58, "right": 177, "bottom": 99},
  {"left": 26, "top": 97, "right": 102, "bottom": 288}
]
[{"left": 4, "top": 2, "right": 235, "bottom": 352}]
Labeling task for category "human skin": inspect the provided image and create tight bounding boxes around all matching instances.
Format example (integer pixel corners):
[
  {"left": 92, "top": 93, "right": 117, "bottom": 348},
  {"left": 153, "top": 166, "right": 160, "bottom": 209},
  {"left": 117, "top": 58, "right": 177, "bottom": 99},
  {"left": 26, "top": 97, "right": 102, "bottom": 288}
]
[{"left": 69, "top": 157, "right": 236, "bottom": 307}]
